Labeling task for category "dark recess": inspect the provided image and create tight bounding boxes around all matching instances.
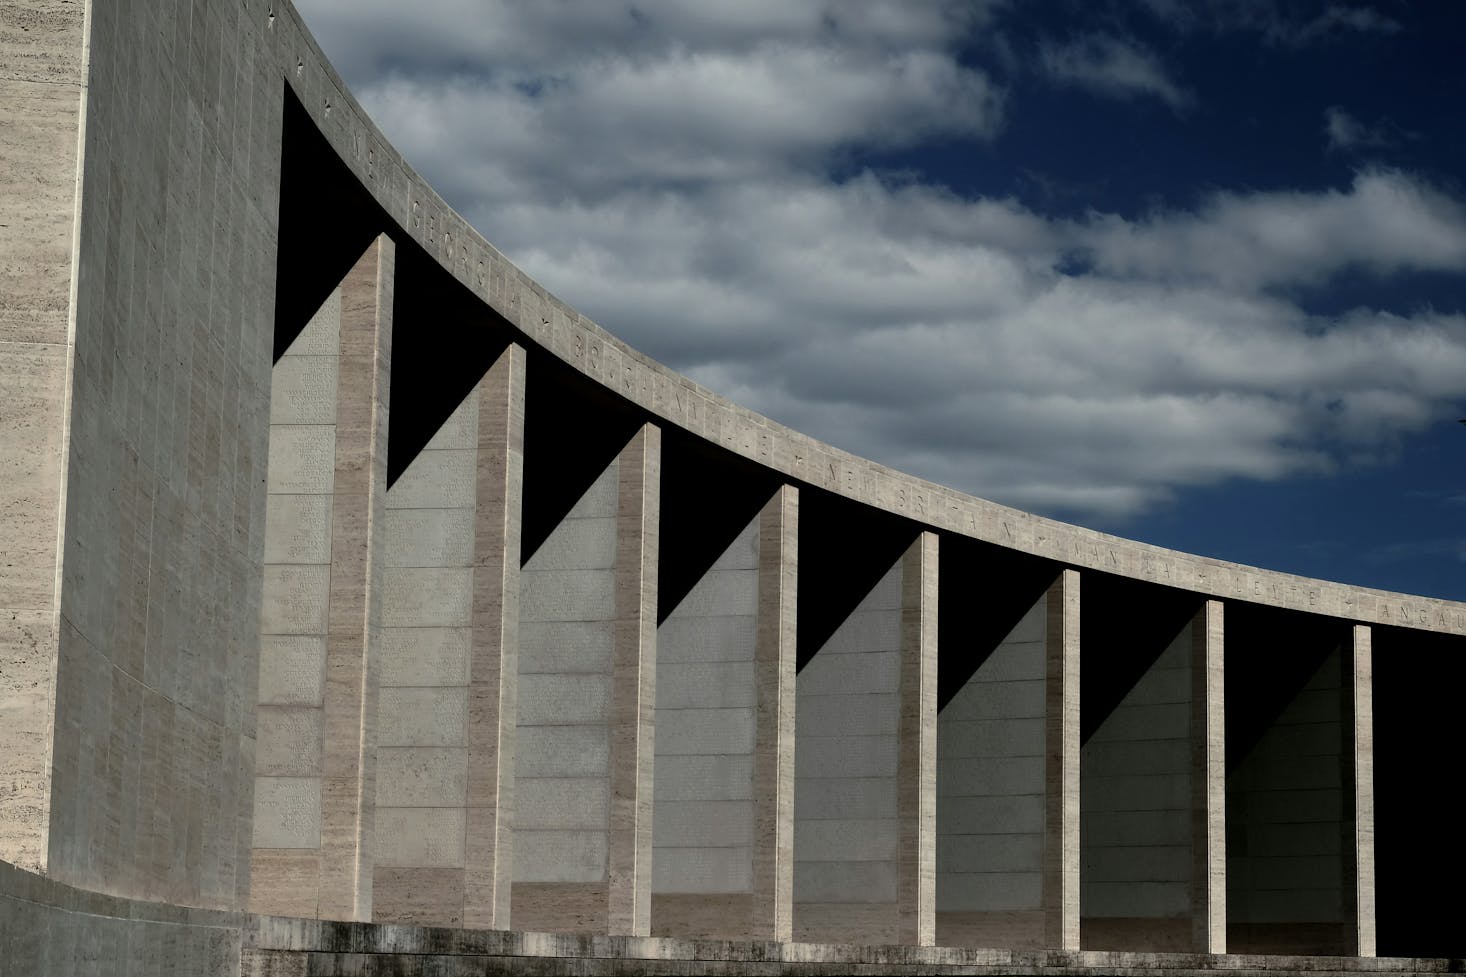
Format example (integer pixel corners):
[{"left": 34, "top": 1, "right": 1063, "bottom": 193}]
[
  {"left": 1372, "top": 626, "right": 1466, "bottom": 958},
  {"left": 657, "top": 429, "right": 779, "bottom": 624},
  {"left": 386, "top": 240, "right": 516, "bottom": 486},
  {"left": 1223, "top": 602, "right": 1348, "bottom": 774},
  {"left": 519, "top": 348, "right": 645, "bottom": 566},
  {"left": 936, "top": 537, "right": 1057, "bottom": 711},
  {"left": 795, "top": 489, "right": 919, "bottom": 671},
  {"left": 274, "top": 82, "right": 526, "bottom": 487},
  {"left": 1080, "top": 573, "right": 1201, "bottom": 744},
  {"left": 272, "top": 86, "right": 392, "bottom": 363}
]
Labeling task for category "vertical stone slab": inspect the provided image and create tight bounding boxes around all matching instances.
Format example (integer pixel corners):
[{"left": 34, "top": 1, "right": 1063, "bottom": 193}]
[
  {"left": 252, "top": 287, "right": 341, "bottom": 918},
  {"left": 650, "top": 513, "right": 759, "bottom": 937},
  {"left": 898, "top": 532, "right": 938, "bottom": 946},
  {"left": 465, "top": 343, "right": 526, "bottom": 930},
  {"left": 935, "top": 593, "right": 1048, "bottom": 949},
  {"left": 513, "top": 457, "right": 618, "bottom": 932},
  {"left": 1351, "top": 625, "right": 1376, "bottom": 957},
  {"left": 1228, "top": 644, "right": 1350, "bottom": 952},
  {"left": 1080, "top": 622, "right": 1194, "bottom": 950},
  {"left": 1190, "top": 600, "right": 1226, "bottom": 954},
  {"left": 319, "top": 236, "right": 394, "bottom": 922},
  {"left": 1044, "top": 569, "right": 1080, "bottom": 950},
  {"left": 752, "top": 485, "right": 797, "bottom": 942},
  {"left": 792, "top": 561, "right": 903, "bottom": 943},
  {"left": 374, "top": 389, "right": 476, "bottom": 927},
  {"left": 607, "top": 423, "right": 661, "bottom": 936}
]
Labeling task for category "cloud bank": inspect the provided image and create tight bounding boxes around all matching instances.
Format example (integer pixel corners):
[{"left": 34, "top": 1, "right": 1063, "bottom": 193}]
[{"left": 296, "top": 0, "right": 1466, "bottom": 522}]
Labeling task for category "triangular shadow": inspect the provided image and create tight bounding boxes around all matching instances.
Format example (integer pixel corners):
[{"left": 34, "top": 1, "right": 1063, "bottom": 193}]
[
  {"left": 1223, "top": 602, "right": 1348, "bottom": 773},
  {"left": 520, "top": 348, "right": 646, "bottom": 566},
  {"left": 1080, "top": 573, "right": 1202, "bottom": 744},
  {"left": 273, "top": 86, "right": 391, "bottom": 362},
  {"left": 937, "top": 537, "right": 1059, "bottom": 711},
  {"left": 796, "top": 488, "right": 920, "bottom": 671},
  {"left": 658, "top": 430, "right": 780, "bottom": 625}
]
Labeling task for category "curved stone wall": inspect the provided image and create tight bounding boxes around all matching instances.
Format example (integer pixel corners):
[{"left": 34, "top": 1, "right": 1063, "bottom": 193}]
[{"left": 2, "top": 0, "right": 1464, "bottom": 972}]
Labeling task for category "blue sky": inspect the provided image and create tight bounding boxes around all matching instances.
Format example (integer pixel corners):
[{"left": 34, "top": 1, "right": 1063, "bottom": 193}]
[{"left": 296, "top": 0, "right": 1466, "bottom": 601}]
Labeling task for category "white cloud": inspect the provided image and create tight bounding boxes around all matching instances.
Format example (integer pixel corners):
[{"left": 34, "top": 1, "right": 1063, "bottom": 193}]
[
  {"left": 298, "top": 0, "right": 997, "bottom": 80},
  {"left": 1077, "top": 170, "right": 1466, "bottom": 290},
  {"left": 295, "top": 0, "right": 1466, "bottom": 523},
  {"left": 1038, "top": 34, "right": 1193, "bottom": 111},
  {"left": 1324, "top": 106, "right": 1394, "bottom": 152}
]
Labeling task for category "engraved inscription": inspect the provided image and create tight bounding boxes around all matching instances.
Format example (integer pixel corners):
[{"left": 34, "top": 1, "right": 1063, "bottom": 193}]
[
  {"left": 253, "top": 777, "right": 322, "bottom": 850},
  {"left": 283, "top": 289, "right": 341, "bottom": 356},
  {"left": 380, "top": 628, "right": 471, "bottom": 688},
  {"left": 267, "top": 425, "right": 336, "bottom": 495},
  {"left": 258, "top": 636, "right": 327, "bottom": 706},
  {"left": 379, "top": 687, "right": 468, "bottom": 748},
  {"left": 382, "top": 568, "right": 473, "bottom": 628},
  {"left": 386, "top": 449, "right": 476, "bottom": 510},
  {"left": 421, "top": 394, "right": 478, "bottom": 451},
  {"left": 261, "top": 566, "right": 330, "bottom": 635},
  {"left": 270, "top": 355, "right": 339, "bottom": 425},
  {"left": 264, "top": 494, "right": 332, "bottom": 565},
  {"left": 256, "top": 707, "right": 323, "bottom": 777},
  {"left": 385, "top": 508, "right": 474, "bottom": 569}
]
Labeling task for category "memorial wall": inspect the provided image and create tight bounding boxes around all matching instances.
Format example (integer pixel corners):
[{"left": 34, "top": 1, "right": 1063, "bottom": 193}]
[{"left": 1, "top": 1, "right": 1463, "bottom": 973}]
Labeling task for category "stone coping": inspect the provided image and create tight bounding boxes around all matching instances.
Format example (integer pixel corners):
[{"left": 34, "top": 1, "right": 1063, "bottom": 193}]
[{"left": 265, "top": 1, "right": 1466, "bottom": 637}]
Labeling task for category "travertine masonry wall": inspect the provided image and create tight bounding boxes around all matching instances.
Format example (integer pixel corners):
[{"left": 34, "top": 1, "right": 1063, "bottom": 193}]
[
  {"left": 375, "top": 391, "right": 480, "bottom": 925},
  {"left": 513, "top": 458, "right": 619, "bottom": 930},
  {"left": 43, "top": 0, "right": 282, "bottom": 910},
  {"left": 794, "top": 560, "right": 903, "bottom": 944},
  {"left": 1081, "top": 624, "right": 1193, "bottom": 946},
  {"left": 651, "top": 515, "right": 759, "bottom": 935},
  {"left": 1227, "top": 646, "right": 1348, "bottom": 949},
  {"left": 3, "top": 0, "right": 1461, "bottom": 964},
  {"left": 936, "top": 593, "right": 1048, "bottom": 948},
  {"left": 251, "top": 291, "right": 341, "bottom": 917},
  {"left": 0, "top": 0, "right": 86, "bottom": 874}
]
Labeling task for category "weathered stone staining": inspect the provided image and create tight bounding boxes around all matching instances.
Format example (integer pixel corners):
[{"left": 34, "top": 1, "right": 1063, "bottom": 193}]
[{"left": 1, "top": 0, "right": 1464, "bottom": 973}]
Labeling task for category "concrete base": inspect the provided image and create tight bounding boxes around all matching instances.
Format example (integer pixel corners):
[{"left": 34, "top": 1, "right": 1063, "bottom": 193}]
[
  {"left": 0, "top": 859, "right": 1454, "bottom": 977},
  {"left": 241, "top": 913, "right": 1462, "bottom": 976}
]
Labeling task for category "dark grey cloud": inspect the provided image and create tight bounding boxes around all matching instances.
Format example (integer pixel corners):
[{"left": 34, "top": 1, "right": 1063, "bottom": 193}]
[{"left": 1136, "top": 1, "right": 1401, "bottom": 44}]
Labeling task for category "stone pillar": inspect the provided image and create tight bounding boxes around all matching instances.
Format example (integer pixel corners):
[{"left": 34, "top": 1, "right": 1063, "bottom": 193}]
[
  {"left": 0, "top": 0, "right": 84, "bottom": 879},
  {"left": 319, "top": 235, "right": 394, "bottom": 921},
  {"left": 752, "top": 485, "right": 797, "bottom": 942},
  {"left": 1043, "top": 569, "right": 1080, "bottom": 950},
  {"left": 253, "top": 236, "right": 394, "bottom": 921},
  {"left": 898, "top": 532, "right": 938, "bottom": 946},
  {"left": 607, "top": 423, "right": 661, "bottom": 936},
  {"left": 1190, "top": 599, "right": 1226, "bottom": 954},
  {"left": 1350, "top": 624, "right": 1376, "bottom": 957},
  {"left": 465, "top": 343, "right": 527, "bottom": 929}
]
